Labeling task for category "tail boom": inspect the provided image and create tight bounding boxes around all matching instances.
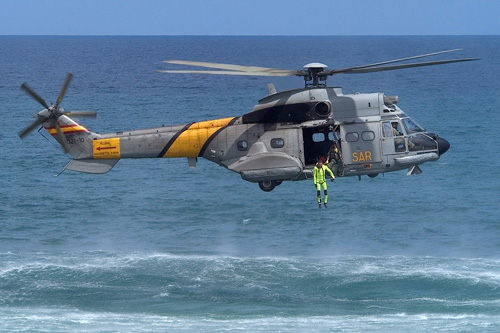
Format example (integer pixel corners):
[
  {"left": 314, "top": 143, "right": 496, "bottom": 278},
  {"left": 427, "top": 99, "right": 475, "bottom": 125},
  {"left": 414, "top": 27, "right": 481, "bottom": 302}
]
[{"left": 51, "top": 115, "right": 238, "bottom": 174}]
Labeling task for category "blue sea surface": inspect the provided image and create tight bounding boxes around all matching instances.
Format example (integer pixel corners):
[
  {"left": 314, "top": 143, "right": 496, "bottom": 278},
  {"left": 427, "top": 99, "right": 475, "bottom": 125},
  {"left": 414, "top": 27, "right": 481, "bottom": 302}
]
[{"left": 1, "top": 36, "right": 499, "bottom": 331}]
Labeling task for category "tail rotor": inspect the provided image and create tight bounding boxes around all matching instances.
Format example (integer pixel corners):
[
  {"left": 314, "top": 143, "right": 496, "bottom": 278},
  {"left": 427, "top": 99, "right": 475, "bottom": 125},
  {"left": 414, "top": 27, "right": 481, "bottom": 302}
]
[{"left": 19, "top": 73, "right": 97, "bottom": 152}]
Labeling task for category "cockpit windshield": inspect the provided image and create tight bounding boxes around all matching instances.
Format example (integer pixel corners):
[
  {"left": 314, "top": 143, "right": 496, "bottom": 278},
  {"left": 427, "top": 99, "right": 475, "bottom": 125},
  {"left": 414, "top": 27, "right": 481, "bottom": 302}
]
[{"left": 402, "top": 117, "right": 425, "bottom": 134}]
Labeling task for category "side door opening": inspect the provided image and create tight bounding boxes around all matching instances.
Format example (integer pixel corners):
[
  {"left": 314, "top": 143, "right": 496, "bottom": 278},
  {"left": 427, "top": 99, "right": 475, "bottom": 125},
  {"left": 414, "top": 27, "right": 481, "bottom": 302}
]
[{"left": 303, "top": 126, "right": 333, "bottom": 166}]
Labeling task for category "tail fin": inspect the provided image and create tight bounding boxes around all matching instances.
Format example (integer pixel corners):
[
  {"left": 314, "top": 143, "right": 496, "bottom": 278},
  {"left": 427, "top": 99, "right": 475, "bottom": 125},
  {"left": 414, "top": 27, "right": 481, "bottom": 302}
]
[
  {"left": 47, "top": 115, "right": 119, "bottom": 174},
  {"left": 44, "top": 115, "right": 92, "bottom": 159}
]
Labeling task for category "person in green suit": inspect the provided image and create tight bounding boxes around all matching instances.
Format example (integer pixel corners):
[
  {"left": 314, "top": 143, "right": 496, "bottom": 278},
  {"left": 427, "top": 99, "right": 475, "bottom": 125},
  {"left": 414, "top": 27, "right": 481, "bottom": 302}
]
[{"left": 313, "top": 160, "right": 335, "bottom": 208}]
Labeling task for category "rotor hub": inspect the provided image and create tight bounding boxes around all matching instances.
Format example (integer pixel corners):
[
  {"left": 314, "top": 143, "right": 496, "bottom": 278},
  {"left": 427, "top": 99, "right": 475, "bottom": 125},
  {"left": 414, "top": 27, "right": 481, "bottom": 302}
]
[
  {"left": 303, "top": 63, "right": 328, "bottom": 70},
  {"left": 303, "top": 63, "right": 329, "bottom": 88}
]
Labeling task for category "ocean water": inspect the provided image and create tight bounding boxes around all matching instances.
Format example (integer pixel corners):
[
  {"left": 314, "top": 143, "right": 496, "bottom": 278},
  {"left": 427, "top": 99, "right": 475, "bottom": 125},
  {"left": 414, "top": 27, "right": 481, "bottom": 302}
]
[{"left": 1, "top": 35, "right": 499, "bottom": 331}]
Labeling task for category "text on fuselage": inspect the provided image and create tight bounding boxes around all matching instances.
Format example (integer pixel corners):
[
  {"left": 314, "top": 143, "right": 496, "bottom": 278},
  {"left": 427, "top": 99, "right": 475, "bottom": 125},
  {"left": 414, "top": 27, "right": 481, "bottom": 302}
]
[{"left": 352, "top": 151, "right": 372, "bottom": 162}]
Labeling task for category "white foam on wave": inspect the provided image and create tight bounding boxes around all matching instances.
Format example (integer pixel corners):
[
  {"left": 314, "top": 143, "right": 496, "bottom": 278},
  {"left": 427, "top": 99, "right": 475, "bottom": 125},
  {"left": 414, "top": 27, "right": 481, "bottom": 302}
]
[
  {"left": 1, "top": 306, "right": 499, "bottom": 332},
  {"left": 3, "top": 252, "right": 500, "bottom": 285}
]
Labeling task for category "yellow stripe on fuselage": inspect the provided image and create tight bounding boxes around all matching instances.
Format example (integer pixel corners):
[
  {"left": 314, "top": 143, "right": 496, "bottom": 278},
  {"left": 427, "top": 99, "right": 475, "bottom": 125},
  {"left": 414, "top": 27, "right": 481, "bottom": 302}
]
[{"left": 163, "top": 117, "right": 234, "bottom": 158}]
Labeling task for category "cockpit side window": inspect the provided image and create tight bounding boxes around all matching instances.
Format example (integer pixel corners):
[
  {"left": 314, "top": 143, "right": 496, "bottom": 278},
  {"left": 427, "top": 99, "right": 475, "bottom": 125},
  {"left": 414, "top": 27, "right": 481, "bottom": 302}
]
[
  {"left": 383, "top": 121, "right": 406, "bottom": 152},
  {"left": 383, "top": 121, "right": 404, "bottom": 136},
  {"left": 382, "top": 122, "right": 393, "bottom": 137},
  {"left": 392, "top": 121, "right": 404, "bottom": 136}
]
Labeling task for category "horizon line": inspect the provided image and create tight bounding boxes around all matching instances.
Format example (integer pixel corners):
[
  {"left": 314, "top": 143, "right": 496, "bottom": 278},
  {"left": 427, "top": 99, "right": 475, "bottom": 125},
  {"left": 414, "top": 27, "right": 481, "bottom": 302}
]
[{"left": 1, "top": 34, "right": 499, "bottom": 37}]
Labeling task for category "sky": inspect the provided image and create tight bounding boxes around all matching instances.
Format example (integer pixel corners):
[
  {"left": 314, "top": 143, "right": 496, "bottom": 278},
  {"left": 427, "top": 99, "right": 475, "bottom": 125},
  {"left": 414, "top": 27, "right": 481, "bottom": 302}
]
[{"left": 1, "top": 0, "right": 499, "bottom": 35}]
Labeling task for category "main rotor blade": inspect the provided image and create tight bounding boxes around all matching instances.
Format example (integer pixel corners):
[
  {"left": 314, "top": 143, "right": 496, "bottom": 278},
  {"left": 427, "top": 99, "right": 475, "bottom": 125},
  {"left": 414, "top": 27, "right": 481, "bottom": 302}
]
[
  {"left": 163, "top": 60, "right": 294, "bottom": 74},
  {"left": 55, "top": 121, "right": 69, "bottom": 153},
  {"left": 64, "top": 110, "right": 97, "bottom": 118},
  {"left": 330, "top": 49, "right": 463, "bottom": 74},
  {"left": 158, "top": 70, "right": 297, "bottom": 76},
  {"left": 55, "top": 73, "right": 73, "bottom": 109},
  {"left": 329, "top": 58, "right": 479, "bottom": 74},
  {"left": 19, "top": 117, "right": 45, "bottom": 139},
  {"left": 20, "top": 83, "right": 49, "bottom": 109}
]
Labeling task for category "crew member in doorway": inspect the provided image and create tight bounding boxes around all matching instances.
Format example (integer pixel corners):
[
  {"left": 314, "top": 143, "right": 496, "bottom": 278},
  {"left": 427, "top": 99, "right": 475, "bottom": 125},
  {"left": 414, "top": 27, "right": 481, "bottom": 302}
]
[
  {"left": 327, "top": 141, "right": 341, "bottom": 165},
  {"left": 313, "top": 160, "right": 335, "bottom": 208}
]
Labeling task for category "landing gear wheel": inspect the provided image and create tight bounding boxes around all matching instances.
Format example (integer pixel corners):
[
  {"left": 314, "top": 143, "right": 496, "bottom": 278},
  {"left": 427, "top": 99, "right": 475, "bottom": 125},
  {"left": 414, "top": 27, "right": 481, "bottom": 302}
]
[
  {"left": 258, "top": 180, "right": 276, "bottom": 192},
  {"left": 367, "top": 173, "right": 379, "bottom": 178}
]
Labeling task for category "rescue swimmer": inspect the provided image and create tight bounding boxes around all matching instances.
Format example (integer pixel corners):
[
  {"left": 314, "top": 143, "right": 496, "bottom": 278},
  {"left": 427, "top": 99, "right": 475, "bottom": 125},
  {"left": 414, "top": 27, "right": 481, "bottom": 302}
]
[{"left": 313, "top": 159, "right": 335, "bottom": 208}]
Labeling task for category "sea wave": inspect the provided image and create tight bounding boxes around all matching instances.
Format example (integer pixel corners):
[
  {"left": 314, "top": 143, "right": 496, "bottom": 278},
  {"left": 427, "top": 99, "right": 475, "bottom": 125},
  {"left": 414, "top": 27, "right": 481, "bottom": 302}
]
[
  {"left": 1, "top": 252, "right": 500, "bottom": 319},
  {"left": 1, "top": 306, "right": 499, "bottom": 332}
]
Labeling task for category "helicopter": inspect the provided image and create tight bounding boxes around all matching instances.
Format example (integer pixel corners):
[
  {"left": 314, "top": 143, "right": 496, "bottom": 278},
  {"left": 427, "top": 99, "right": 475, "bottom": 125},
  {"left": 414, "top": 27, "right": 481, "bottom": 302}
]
[{"left": 19, "top": 49, "right": 478, "bottom": 191}]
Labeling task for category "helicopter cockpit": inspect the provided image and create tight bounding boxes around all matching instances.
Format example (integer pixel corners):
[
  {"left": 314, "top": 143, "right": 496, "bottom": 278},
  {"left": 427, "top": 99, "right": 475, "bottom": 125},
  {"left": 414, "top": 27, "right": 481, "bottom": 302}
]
[{"left": 385, "top": 114, "right": 442, "bottom": 154}]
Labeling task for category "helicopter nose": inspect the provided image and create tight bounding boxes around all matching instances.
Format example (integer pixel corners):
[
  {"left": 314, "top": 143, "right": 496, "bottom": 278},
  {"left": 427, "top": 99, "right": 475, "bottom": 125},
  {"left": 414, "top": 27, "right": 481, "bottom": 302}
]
[{"left": 437, "top": 136, "right": 450, "bottom": 155}]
